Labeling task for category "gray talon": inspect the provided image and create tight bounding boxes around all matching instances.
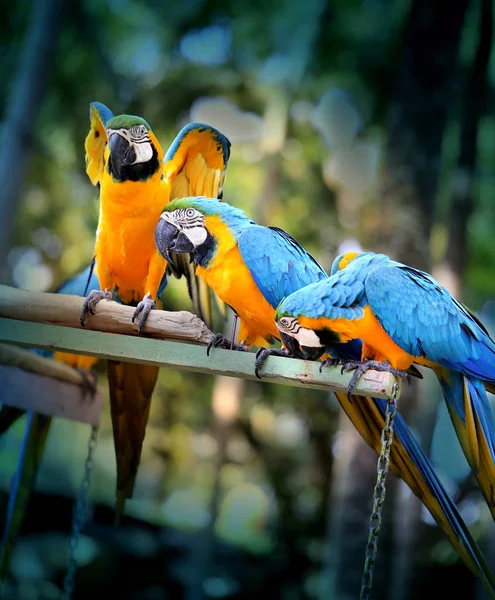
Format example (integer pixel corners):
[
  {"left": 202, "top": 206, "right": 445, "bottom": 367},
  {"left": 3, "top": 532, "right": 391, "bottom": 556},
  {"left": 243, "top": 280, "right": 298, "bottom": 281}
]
[
  {"left": 206, "top": 334, "right": 248, "bottom": 357},
  {"left": 319, "top": 357, "right": 340, "bottom": 374},
  {"left": 80, "top": 289, "right": 113, "bottom": 327},
  {"left": 132, "top": 293, "right": 157, "bottom": 335},
  {"left": 254, "top": 347, "right": 291, "bottom": 379},
  {"left": 341, "top": 359, "right": 410, "bottom": 400},
  {"left": 75, "top": 367, "right": 98, "bottom": 403}
]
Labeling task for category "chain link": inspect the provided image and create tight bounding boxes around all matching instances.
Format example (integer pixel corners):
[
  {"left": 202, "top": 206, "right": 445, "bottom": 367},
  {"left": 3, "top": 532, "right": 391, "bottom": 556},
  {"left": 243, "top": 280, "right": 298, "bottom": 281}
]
[
  {"left": 62, "top": 425, "right": 98, "bottom": 600},
  {"left": 359, "top": 381, "right": 399, "bottom": 600}
]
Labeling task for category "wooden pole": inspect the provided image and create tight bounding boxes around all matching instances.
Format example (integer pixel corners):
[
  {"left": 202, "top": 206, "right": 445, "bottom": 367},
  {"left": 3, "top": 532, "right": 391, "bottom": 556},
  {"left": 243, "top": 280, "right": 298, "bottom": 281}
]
[{"left": 0, "top": 284, "right": 211, "bottom": 344}]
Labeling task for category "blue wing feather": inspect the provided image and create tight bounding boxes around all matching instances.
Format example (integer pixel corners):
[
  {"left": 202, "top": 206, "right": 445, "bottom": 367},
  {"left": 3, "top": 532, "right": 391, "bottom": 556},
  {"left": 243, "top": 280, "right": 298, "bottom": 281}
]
[
  {"left": 364, "top": 264, "right": 495, "bottom": 382},
  {"left": 164, "top": 122, "right": 231, "bottom": 168},
  {"left": 277, "top": 264, "right": 368, "bottom": 321},
  {"left": 237, "top": 226, "right": 327, "bottom": 309},
  {"left": 90, "top": 101, "right": 114, "bottom": 126}
]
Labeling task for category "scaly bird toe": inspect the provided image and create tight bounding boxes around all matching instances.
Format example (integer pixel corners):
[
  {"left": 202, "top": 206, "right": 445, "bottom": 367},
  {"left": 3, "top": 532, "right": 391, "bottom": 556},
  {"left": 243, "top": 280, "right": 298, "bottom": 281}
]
[
  {"left": 80, "top": 289, "right": 113, "bottom": 327},
  {"left": 207, "top": 333, "right": 248, "bottom": 356},
  {"left": 341, "top": 359, "right": 410, "bottom": 400},
  {"left": 254, "top": 347, "right": 291, "bottom": 379},
  {"left": 132, "top": 293, "right": 157, "bottom": 335},
  {"left": 75, "top": 367, "right": 98, "bottom": 403},
  {"left": 319, "top": 357, "right": 341, "bottom": 374}
]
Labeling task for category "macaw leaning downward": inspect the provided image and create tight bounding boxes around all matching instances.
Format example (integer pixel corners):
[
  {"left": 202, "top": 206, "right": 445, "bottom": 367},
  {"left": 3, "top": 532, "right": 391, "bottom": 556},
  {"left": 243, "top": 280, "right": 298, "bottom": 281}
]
[
  {"left": 153, "top": 197, "right": 495, "bottom": 594},
  {"left": 0, "top": 265, "right": 99, "bottom": 578},
  {"left": 274, "top": 251, "right": 495, "bottom": 522},
  {"left": 80, "top": 103, "right": 230, "bottom": 518}
]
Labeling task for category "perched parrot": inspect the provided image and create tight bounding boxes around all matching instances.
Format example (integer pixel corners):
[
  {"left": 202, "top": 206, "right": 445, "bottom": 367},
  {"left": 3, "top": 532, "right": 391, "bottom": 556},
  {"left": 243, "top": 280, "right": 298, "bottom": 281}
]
[
  {"left": 80, "top": 103, "right": 230, "bottom": 518},
  {"left": 0, "top": 265, "right": 99, "bottom": 579},
  {"left": 273, "top": 251, "right": 495, "bottom": 522},
  {"left": 153, "top": 197, "right": 495, "bottom": 593}
]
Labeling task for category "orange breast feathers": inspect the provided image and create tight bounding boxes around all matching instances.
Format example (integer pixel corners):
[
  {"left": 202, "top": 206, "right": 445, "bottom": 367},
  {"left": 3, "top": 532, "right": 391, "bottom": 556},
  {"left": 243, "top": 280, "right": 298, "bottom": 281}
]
[
  {"left": 53, "top": 351, "right": 98, "bottom": 371},
  {"left": 195, "top": 216, "right": 279, "bottom": 347},
  {"left": 297, "top": 306, "right": 417, "bottom": 370},
  {"left": 95, "top": 162, "right": 170, "bottom": 305}
]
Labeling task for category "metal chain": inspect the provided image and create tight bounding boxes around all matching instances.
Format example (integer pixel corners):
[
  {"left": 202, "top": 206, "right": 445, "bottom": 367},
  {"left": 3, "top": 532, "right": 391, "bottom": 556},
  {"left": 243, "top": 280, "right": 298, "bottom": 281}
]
[
  {"left": 62, "top": 425, "right": 98, "bottom": 600},
  {"left": 359, "top": 381, "right": 399, "bottom": 600}
]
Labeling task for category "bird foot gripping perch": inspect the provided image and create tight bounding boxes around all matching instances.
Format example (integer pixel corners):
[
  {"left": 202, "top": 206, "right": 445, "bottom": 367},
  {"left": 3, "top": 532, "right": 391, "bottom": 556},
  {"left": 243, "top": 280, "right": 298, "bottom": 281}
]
[
  {"left": 206, "top": 333, "right": 249, "bottom": 356},
  {"left": 79, "top": 289, "right": 113, "bottom": 327},
  {"left": 341, "top": 359, "right": 411, "bottom": 400},
  {"left": 74, "top": 367, "right": 98, "bottom": 404},
  {"left": 254, "top": 347, "right": 292, "bottom": 379},
  {"left": 131, "top": 293, "right": 157, "bottom": 335}
]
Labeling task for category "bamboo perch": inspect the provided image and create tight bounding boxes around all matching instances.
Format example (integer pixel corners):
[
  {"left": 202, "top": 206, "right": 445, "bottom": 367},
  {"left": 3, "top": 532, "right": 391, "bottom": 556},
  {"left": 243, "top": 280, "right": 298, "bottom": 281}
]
[{"left": 0, "top": 284, "right": 212, "bottom": 344}]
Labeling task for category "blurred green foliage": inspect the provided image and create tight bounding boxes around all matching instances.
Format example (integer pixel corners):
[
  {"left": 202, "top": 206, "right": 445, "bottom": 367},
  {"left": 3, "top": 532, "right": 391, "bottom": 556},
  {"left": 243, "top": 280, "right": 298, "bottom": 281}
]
[{"left": 1, "top": 0, "right": 495, "bottom": 598}]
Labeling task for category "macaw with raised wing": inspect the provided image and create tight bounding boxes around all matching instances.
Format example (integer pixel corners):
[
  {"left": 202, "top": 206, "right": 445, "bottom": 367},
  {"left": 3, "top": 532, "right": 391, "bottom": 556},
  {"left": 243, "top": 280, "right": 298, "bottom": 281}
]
[
  {"left": 153, "top": 197, "right": 495, "bottom": 593},
  {"left": 80, "top": 102, "right": 230, "bottom": 518},
  {"left": 274, "top": 250, "right": 495, "bottom": 522}
]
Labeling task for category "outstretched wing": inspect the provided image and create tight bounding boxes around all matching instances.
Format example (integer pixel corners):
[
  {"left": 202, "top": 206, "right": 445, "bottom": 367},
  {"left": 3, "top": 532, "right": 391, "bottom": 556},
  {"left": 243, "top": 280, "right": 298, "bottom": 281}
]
[
  {"left": 164, "top": 122, "right": 231, "bottom": 199},
  {"left": 164, "top": 122, "right": 231, "bottom": 327},
  {"left": 238, "top": 225, "right": 327, "bottom": 309},
  {"left": 84, "top": 101, "right": 114, "bottom": 187},
  {"left": 364, "top": 265, "right": 495, "bottom": 380}
]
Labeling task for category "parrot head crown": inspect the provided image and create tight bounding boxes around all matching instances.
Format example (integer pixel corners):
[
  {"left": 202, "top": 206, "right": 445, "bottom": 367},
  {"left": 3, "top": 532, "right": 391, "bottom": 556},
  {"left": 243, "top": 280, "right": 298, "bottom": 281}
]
[
  {"left": 105, "top": 114, "right": 161, "bottom": 183},
  {"left": 154, "top": 197, "right": 254, "bottom": 267}
]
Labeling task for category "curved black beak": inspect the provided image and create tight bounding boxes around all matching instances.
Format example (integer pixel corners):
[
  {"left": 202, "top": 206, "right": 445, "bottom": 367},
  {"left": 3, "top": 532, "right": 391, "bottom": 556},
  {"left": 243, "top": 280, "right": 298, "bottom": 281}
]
[
  {"left": 109, "top": 132, "right": 136, "bottom": 166},
  {"left": 155, "top": 218, "right": 179, "bottom": 263},
  {"left": 280, "top": 332, "right": 305, "bottom": 359},
  {"left": 279, "top": 332, "right": 325, "bottom": 361},
  {"left": 301, "top": 345, "right": 326, "bottom": 361}
]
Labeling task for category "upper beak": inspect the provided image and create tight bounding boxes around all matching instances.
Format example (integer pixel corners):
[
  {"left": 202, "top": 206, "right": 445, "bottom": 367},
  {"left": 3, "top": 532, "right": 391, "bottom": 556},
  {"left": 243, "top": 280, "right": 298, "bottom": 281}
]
[
  {"left": 280, "top": 332, "right": 305, "bottom": 359},
  {"left": 155, "top": 218, "right": 179, "bottom": 263},
  {"left": 108, "top": 132, "right": 136, "bottom": 166}
]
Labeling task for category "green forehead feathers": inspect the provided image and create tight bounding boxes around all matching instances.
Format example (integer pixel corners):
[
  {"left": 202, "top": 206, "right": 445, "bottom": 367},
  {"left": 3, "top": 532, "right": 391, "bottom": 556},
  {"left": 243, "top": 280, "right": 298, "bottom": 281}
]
[
  {"left": 107, "top": 114, "right": 151, "bottom": 131},
  {"left": 165, "top": 197, "right": 218, "bottom": 215}
]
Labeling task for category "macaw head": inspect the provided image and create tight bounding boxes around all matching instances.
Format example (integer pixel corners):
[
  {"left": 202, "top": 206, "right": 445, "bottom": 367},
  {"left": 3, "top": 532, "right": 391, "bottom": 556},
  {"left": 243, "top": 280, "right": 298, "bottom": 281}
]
[
  {"left": 273, "top": 311, "right": 328, "bottom": 361},
  {"left": 105, "top": 114, "right": 162, "bottom": 182},
  {"left": 330, "top": 252, "right": 363, "bottom": 275},
  {"left": 154, "top": 197, "right": 253, "bottom": 266}
]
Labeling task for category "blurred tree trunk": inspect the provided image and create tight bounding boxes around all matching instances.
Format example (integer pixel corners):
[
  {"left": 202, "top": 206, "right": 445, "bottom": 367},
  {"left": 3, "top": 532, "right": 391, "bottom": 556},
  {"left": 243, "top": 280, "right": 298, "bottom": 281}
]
[
  {"left": 0, "top": 0, "right": 65, "bottom": 282},
  {"left": 0, "top": 7, "right": 72, "bottom": 591},
  {"left": 325, "top": 1, "right": 470, "bottom": 599},
  {"left": 364, "top": 0, "right": 469, "bottom": 270},
  {"left": 444, "top": 0, "right": 493, "bottom": 299}
]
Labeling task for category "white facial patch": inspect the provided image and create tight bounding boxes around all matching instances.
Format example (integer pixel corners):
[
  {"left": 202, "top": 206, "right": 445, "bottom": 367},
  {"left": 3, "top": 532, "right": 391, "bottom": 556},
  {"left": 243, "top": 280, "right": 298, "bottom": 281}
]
[
  {"left": 131, "top": 141, "right": 153, "bottom": 164},
  {"left": 277, "top": 317, "right": 323, "bottom": 348},
  {"left": 182, "top": 226, "right": 208, "bottom": 246},
  {"left": 107, "top": 127, "right": 153, "bottom": 165},
  {"left": 160, "top": 209, "right": 208, "bottom": 247},
  {"left": 293, "top": 327, "right": 322, "bottom": 348}
]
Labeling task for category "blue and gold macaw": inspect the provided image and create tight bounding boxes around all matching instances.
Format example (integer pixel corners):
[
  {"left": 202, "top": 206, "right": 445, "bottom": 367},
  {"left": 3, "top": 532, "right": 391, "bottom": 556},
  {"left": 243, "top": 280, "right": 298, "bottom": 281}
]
[
  {"left": 0, "top": 265, "right": 99, "bottom": 578},
  {"left": 153, "top": 197, "right": 495, "bottom": 593},
  {"left": 81, "top": 103, "right": 230, "bottom": 518},
  {"left": 274, "top": 251, "right": 495, "bottom": 522}
]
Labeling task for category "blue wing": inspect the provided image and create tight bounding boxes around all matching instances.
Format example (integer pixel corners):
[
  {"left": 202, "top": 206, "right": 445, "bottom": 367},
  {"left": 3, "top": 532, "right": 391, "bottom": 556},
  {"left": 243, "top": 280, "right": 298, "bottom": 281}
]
[
  {"left": 276, "top": 262, "right": 369, "bottom": 321},
  {"left": 238, "top": 225, "right": 327, "bottom": 309},
  {"left": 364, "top": 265, "right": 495, "bottom": 382},
  {"left": 90, "top": 101, "right": 114, "bottom": 127},
  {"left": 56, "top": 264, "right": 99, "bottom": 296}
]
